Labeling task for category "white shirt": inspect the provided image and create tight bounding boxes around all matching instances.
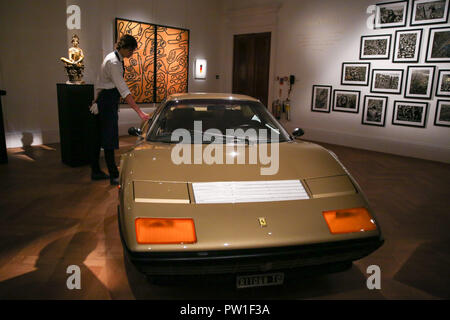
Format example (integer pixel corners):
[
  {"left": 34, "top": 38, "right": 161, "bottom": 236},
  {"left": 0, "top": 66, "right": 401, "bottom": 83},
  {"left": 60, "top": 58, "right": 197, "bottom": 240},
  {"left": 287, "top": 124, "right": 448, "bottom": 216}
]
[{"left": 96, "top": 50, "right": 131, "bottom": 99}]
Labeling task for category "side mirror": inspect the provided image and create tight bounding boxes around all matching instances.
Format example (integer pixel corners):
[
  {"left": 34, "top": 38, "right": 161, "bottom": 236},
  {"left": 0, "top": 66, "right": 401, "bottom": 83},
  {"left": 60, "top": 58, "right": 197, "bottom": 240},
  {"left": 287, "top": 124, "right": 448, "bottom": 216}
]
[
  {"left": 292, "top": 128, "right": 305, "bottom": 139},
  {"left": 128, "top": 127, "right": 142, "bottom": 137}
]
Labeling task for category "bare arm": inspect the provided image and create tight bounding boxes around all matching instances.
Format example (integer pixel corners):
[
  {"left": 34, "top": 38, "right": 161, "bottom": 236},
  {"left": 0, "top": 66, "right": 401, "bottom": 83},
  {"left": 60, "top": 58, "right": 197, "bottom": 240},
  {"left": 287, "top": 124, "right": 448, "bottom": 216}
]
[
  {"left": 109, "top": 60, "right": 149, "bottom": 121},
  {"left": 124, "top": 94, "right": 150, "bottom": 121}
]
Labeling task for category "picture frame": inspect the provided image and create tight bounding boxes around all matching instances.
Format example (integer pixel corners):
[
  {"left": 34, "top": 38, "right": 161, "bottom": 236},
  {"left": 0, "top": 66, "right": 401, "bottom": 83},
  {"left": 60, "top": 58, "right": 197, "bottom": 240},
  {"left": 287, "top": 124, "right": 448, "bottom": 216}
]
[
  {"left": 405, "top": 66, "right": 436, "bottom": 99},
  {"left": 362, "top": 95, "right": 389, "bottom": 127},
  {"left": 115, "top": 18, "right": 190, "bottom": 103},
  {"left": 392, "top": 29, "right": 423, "bottom": 63},
  {"left": 374, "top": 1, "right": 409, "bottom": 29},
  {"left": 195, "top": 59, "right": 207, "bottom": 80},
  {"left": 392, "top": 100, "right": 429, "bottom": 128},
  {"left": 425, "top": 27, "right": 450, "bottom": 62},
  {"left": 371, "top": 69, "right": 404, "bottom": 94},
  {"left": 332, "top": 89, "right": 361, "bottom": 113},
  {"left": 434, "top": 99, "right": 450, "bottom": 126},
  {"left": 341, "top": 62, "right": 371, "bottom": 86},
  {"left": 410, "top": 0, "right": 449, "bottom": 26},
  {"left": 436, "top": 69, "right": 450, "bottom": 97},
  {"left": 360, "top": 34, "right": 392, "bottom": 60},
  {"left": 311, "top": 85, "right": 332, "bottom": 113}
]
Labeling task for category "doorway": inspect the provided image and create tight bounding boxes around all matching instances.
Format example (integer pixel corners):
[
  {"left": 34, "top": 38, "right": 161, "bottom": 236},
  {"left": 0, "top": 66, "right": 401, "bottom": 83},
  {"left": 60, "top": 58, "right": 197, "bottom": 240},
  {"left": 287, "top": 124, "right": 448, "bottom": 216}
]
[{"left": 232, "top": 32, "right": 271, "bottom": 107}]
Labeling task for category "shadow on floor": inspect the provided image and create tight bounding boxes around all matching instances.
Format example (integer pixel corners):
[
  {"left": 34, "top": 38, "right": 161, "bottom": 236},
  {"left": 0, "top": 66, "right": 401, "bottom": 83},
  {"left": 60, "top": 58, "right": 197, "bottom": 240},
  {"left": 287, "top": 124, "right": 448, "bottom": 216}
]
[{"left": 0, "top": 232, "right": 109, "bottom": 299}]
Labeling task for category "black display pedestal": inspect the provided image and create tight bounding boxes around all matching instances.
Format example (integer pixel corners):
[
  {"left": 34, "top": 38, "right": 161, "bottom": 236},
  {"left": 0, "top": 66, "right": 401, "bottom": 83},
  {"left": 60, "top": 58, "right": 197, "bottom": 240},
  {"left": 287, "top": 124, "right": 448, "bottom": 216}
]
[
  {"left": 0, "top": 90, "right": 7, "bottom": 164},
  {"left": 56, "top": 84, "right": 94, "bottom": 167}
]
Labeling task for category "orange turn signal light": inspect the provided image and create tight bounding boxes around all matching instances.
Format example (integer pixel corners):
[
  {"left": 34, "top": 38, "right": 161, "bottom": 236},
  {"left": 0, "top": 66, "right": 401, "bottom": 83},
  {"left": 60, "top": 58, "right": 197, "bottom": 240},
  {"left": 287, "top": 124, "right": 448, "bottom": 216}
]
[
  {"left": 323, "top": 207, "right": 376, "bottom": 234},
  {"left": 135, "top": 218, "right": 197, "bottom": 244}
]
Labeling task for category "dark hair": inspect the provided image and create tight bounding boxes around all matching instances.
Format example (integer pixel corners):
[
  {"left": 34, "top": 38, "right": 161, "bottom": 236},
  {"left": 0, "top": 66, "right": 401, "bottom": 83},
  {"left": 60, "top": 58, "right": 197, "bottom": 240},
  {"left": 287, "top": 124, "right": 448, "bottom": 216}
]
[{"left": 116, "top": 34, "right": 138, "bottom": 51}]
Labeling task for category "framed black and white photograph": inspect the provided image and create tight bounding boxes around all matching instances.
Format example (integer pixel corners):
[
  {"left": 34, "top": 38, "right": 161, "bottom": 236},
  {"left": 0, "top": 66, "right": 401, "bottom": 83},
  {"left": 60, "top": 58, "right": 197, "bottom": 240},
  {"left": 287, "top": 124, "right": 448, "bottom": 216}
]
[
  {"left": 405, "top": 66, "right": 436, "bottom": 99},
  {"left": 411, "top": 0, "right": 449, "bottom": 26},
  {"left": 362, "top": 95, "right": 389, "bottom": 126},
  {"left": 341, "top": 62, "right": 370, "bottom": 86},
  {"left": 392, "top": 100, "right": 429, "bottom": 127},
  {"left": 332, "top": 90, "right": 361, "bottom": 113},
  {"left": 436, "top": 69, "right": 450, "bottom": 96},
  {"left": 374, "top": 1, "right": 409, "bottom": 29},
  {"left": 371, "top": 69, "right": 404, "bottom": 94},
  {"left": 360, "top": 34, "right": 391, "bottom": 59},
  {"left": 434, "top": 99, "right": 450, "bottom": 126},
  {"left": 426, "top": 27, "right": 450, "bottom": 62},
  {"left": 393, "top": 29, "right": 423, "bottom": 63},
  {"left": 311, "top": 85, "right": 332, "bottom": 113}
]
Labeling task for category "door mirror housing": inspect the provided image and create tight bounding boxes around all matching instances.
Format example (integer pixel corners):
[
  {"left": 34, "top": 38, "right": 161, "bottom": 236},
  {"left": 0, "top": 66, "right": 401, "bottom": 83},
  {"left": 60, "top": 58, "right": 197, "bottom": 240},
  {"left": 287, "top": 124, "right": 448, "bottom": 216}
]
[
  {"left": 128, "top": 127, "right": 142, "bottom": 137},
  {"left": 292, "top": 128, "right": 305, "bottom": 139}
]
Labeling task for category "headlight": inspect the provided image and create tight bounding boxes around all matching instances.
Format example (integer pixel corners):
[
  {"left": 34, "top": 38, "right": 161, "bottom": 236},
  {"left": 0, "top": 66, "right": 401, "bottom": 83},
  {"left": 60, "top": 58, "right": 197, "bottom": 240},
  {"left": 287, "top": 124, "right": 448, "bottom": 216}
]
[
  {"left": 322, "top": 207, "right": 377, "bottom": 234},
  {"left": 135, "top": 218, "right": 197, "bottom": 244}
]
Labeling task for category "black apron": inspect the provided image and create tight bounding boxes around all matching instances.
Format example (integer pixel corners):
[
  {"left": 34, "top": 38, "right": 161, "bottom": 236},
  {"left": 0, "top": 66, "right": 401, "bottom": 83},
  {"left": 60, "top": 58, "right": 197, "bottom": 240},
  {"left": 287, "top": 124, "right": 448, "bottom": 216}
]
[{"left": 97, "top": 51, "right": 124, "bottom": 150}]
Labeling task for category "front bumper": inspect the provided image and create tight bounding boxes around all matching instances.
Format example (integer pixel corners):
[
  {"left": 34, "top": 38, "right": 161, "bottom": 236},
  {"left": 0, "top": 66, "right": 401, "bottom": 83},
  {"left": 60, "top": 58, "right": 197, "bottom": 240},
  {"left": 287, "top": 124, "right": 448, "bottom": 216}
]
[
  {"left": 123, "top": 235, "right": 383, "bottom": 276},
  {"left": 118, "top": 204, "right": 384, "bottom": 276}
]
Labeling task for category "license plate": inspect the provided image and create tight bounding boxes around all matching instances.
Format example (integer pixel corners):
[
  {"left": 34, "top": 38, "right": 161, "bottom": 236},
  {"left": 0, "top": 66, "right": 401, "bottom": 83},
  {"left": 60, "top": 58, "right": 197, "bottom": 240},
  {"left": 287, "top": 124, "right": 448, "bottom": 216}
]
[{"left": 236, "top": 272, "right": 284, "bottom": 289}]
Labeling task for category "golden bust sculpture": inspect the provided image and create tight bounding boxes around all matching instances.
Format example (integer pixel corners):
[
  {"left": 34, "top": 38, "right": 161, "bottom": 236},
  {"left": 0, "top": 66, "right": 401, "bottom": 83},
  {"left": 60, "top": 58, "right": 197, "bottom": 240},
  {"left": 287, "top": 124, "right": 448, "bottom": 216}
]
[{"left": 61, "top": 34, "right": 85, "bottom": 84}]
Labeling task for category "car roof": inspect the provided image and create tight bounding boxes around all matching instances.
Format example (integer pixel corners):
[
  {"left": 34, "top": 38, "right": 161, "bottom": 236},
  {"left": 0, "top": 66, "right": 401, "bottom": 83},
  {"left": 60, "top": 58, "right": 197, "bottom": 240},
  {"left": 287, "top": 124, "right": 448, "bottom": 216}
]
[{"left": 166, "top": 93, "right": 261, "bottom": 103}]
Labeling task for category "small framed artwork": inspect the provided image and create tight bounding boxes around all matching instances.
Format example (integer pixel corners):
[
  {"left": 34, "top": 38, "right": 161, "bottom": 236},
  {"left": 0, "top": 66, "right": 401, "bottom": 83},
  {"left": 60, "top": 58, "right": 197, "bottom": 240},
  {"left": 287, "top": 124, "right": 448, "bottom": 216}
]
[
  {"left": 405, "top": 66, "right": 436, "bottom": 99},
  {"left": 392, "top": 29, "right": 423, "bottom": 63},
  {"left": 333, "top": 90, "right": 361, "bottom": 113},
  {"left": 426, "top": 27, "right": 450, "bottom": 62},
  {"left": 374, "top": 1, "right": 409, "bottom": 29},
  {"left": 392, "top": 100, "right": 429, "bottom": 128},
  {"left": 410, "top": 0, "right": 449, "bottom": 26},
  {"left": 362, "top": 95, "right": 389, "bottom": 127},
  {"left": 371, "top": 69, "right": 404, "bottom": 94},
  {"left": 434, "top": 99, "right": 450, "bottom": 126},
  {"left": 436, "top": 69, "right": 450, "bottom": 96},
  {"left": 360, "top": 34, "right": 392, "bottom": 60},
  {"left": 341, "top": 62, "right": 370, "bottom": 86},
  {"left": 311, "top": 85, "right": 332, "bottom": 113},
  {"left": 195, "top": 59, "right": 207, "bottom": 79}
]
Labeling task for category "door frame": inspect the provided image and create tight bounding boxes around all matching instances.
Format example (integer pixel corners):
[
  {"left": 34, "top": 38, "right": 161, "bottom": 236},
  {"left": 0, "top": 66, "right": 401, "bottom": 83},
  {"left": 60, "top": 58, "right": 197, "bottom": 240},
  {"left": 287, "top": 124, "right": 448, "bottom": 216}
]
[
  {"left": 220, "top": 4, "right": 280, "bottom": 112},
  {"left": 232, "top": 32, "right": 271, "bottom": 107}
]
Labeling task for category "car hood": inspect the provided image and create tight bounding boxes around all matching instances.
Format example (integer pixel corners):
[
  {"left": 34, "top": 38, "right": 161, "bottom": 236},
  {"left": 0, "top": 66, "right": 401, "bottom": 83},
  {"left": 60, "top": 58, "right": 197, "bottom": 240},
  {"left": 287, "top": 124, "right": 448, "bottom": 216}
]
[
  {"left": 119, "top": 140, "right": 382, "bottom": 253},
  {"left": 122, "top": 140, "right": 346, "bottom": 182}
]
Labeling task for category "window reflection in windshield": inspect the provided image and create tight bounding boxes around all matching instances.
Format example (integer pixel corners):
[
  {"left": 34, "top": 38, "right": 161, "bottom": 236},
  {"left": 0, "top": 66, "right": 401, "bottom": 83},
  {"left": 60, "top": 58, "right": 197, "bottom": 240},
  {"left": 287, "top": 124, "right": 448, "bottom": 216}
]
[{"left": 147, "top": 99, "right": 291, "bottom": 144}]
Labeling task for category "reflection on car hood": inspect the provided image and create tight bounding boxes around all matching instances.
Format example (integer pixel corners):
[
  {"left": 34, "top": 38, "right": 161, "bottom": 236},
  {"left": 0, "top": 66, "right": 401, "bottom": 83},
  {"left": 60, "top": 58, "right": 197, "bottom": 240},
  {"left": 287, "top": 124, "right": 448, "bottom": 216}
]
[{"left": 123, "top": 141, "right": 346, "bottom": 182}]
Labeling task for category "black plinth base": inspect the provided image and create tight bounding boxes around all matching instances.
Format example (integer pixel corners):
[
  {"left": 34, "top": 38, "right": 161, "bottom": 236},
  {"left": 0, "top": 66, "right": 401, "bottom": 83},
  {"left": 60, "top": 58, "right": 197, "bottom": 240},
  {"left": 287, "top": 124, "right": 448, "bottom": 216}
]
[
  {"left": 0, "top": 90, "right": 7, "bottom": 164},
  {"left": 56, "top": 84, "right": 94, "bottom": 167}
]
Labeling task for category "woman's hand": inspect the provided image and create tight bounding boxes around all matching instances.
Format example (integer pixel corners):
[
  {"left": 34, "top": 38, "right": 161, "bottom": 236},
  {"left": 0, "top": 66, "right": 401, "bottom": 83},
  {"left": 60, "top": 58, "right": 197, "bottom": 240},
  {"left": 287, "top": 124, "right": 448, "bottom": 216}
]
[
  {"left": 125, "top": 94, "right": 150, "bottom": 121},
  {"left": 139, "top": 112, "right": 150, "bottom": 121}
]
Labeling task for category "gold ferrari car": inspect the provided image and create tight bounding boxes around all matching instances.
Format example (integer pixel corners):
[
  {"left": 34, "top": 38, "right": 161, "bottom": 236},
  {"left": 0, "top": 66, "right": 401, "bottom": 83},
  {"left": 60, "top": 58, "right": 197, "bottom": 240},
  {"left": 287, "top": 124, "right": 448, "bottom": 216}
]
[{"left": 118, "top": 93, "right": 383, "bottom": 288}]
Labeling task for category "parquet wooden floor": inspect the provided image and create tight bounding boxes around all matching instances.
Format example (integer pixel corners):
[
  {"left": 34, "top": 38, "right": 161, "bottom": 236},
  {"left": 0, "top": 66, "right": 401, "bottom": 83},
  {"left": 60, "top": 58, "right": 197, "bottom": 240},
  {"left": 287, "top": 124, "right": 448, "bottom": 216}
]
[{"left": 0, "top": 136, "right": 448, "bottom": 299}]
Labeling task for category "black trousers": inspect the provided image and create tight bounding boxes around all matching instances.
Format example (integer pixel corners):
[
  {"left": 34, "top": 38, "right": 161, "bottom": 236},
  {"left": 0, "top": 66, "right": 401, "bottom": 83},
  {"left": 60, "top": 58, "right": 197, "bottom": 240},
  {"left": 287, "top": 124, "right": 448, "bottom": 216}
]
[
  {"left": 90, "top": 88, "right": 120, "bottom": 178},
  {"left": 90, "top": 114, "right": 119, "bottom": 178}
]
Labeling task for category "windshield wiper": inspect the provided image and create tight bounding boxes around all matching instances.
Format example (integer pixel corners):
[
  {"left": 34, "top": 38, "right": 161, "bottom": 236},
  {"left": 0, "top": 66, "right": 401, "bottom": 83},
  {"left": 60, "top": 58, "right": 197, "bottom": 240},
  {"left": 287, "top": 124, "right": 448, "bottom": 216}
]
[
  {"left": 149, "top": 130, "right": 255, "bottom": 145},
  {"left": 187, "top": 129, "right": 251, "bottom": 145}
]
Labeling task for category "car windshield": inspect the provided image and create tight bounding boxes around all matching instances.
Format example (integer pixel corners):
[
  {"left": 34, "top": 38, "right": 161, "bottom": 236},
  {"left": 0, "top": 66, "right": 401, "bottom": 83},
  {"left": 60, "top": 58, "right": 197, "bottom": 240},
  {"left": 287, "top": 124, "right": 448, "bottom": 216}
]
[{"left": 147, "top": 99, "right": 291, "bottom": 144}]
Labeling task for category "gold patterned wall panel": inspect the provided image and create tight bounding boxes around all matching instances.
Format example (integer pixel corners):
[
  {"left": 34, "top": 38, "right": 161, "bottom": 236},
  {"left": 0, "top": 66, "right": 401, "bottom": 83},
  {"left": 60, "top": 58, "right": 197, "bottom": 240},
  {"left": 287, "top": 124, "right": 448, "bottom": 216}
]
[
  {"left": 155, "top": 26, "right": 189, "bottom": 102},
  {"left": 116, "top": 18, "right": 155, "bottom": 103},
  {"left": 115, "top": 18, "right": 189, "bottom": 103}
]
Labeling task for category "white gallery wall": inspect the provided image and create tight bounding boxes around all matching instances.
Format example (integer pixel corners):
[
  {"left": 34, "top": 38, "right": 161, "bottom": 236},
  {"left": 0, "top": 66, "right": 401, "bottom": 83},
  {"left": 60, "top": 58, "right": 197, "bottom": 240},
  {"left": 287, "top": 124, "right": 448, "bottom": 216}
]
[
  {"left": 0, "top": 0, "right": 67, "bottom": 148},
  {"left": 68, "top": 0, "right": 223, "bottom": 136},
  {"left": 270, "top": 0, "right": 450, "bottom": 163},
  {"left": 0, "top": 0, "right": 448, "bottom": 163},
  {"left": 217, "top": 0, "right": 449, "bottom": 163},
  {"left": 0, "top": 0, "right": 222, "bottom": 148}
]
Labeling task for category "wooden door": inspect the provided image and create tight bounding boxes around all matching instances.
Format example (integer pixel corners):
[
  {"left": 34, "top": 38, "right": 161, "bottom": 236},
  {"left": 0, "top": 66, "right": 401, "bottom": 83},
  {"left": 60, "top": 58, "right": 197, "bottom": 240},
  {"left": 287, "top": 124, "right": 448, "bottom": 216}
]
[{"left": 232, "top": 32, "right": 271, "bottom": 107}]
